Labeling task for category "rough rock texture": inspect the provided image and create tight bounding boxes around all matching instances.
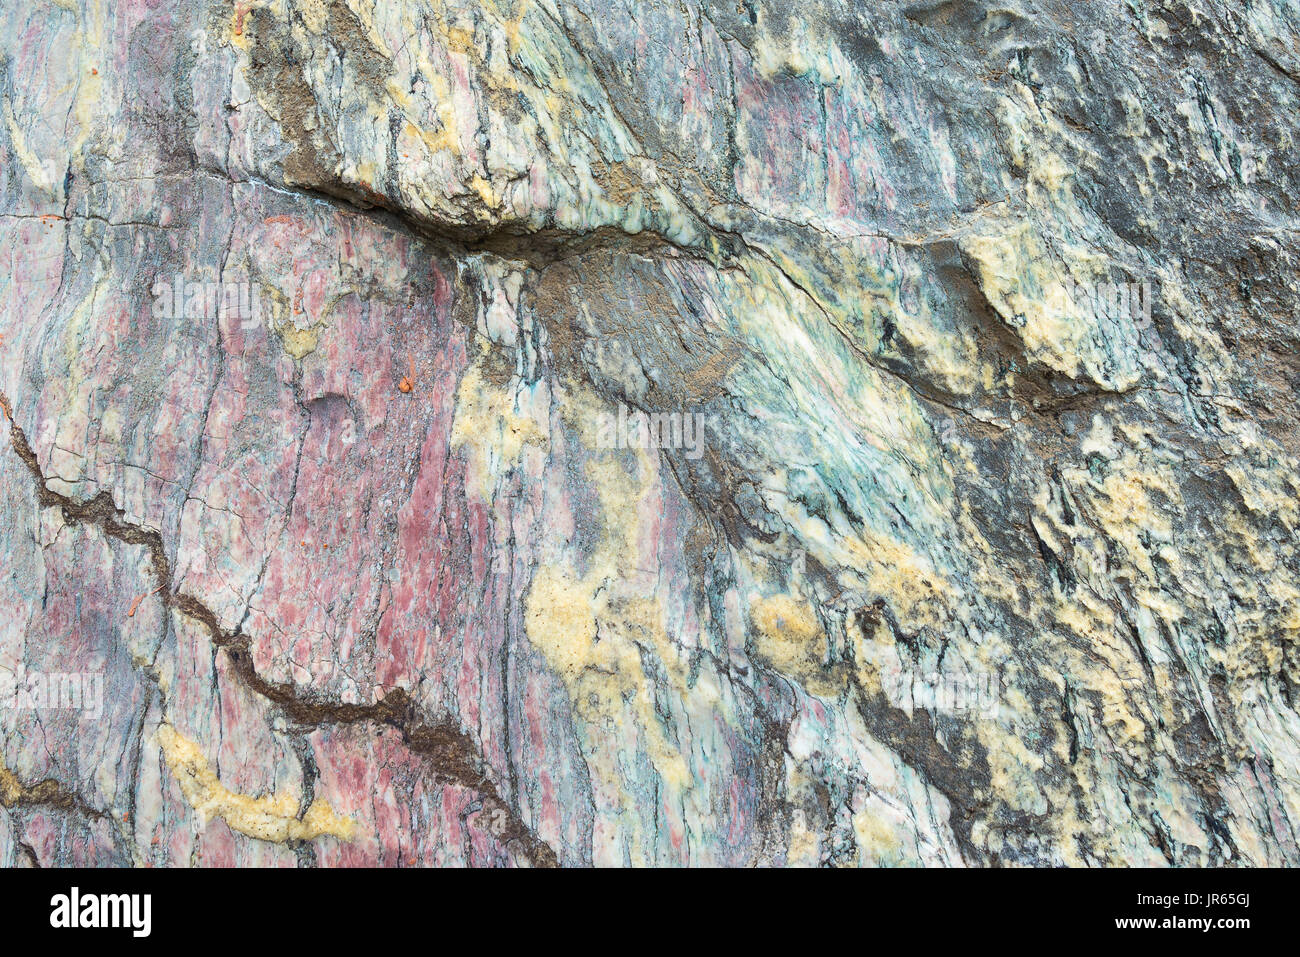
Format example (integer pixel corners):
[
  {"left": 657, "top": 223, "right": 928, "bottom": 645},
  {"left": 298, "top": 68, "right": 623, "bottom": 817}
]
[{"left": 1, "top": 0, "right": 1298, "bottom": 867}]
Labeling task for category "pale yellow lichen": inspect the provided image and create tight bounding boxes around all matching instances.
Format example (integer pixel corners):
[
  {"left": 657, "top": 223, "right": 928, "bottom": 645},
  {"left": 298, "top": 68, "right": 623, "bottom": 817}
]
[
  {"left": 851, "top": 800, "right": 906, "bottom": 866},
  {"left": 450, "top": 358, "right": 549, "bottom": 500},
  {"left": 157, "top": 724, "right": 356, "bottom": 843},
  {"left": 749, "top": 593, "right": 836, "bottom": 695}
]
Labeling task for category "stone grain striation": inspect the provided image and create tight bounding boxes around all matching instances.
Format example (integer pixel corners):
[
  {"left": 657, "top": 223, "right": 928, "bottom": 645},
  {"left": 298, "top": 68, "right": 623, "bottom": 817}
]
[{"left": 1, "top": 0, "right": 1298, "bottom": 866}]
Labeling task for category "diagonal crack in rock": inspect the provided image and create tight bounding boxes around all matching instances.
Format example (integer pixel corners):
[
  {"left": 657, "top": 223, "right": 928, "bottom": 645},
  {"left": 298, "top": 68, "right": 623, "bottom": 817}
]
[{"left": 0, "top": 391, "right": 557, "bottom": 867}]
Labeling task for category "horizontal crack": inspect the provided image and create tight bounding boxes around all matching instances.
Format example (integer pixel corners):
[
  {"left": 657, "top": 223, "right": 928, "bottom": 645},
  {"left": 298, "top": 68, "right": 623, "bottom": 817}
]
[{"left": 193, "top": 163, "right": 709, "bottom": 273}]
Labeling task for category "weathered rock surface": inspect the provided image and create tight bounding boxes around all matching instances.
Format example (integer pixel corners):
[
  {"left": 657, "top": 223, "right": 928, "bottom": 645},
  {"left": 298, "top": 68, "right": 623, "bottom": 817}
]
[{"left": 1, "top": 0, "right": 1298, "bottom": 866}]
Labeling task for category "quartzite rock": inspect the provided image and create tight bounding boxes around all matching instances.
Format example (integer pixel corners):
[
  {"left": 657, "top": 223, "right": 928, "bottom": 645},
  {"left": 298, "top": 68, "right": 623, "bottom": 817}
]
[{"left": 1, "top": 0, "right": 1298, "bottom": 866}]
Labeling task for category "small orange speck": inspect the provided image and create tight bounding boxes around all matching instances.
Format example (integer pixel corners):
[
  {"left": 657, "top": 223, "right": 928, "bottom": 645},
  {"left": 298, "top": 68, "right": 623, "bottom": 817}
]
[
  {"left": 127, "top": 582, "right": 164, "bottom": 619},
  {"left": 90, "top": 68, "right": 98, "bottom": 75}
]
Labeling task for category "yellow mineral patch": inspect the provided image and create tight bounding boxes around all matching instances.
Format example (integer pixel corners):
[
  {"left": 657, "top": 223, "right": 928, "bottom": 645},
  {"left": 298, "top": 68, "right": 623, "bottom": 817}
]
[
  {"left": 525, "top": 558, "right": 694, "bottom": 815},
  {"left": 749, "top": 593, "right": 837, "bottom": 695},
  {"left": 1070, "top": 451, "right": 1179, "bottom": 582},
  {"left": 503, "top": 0, "right": 530, "bottom": 54},
  {"left": 892, "top": 306, "right": 982, "bottom": 396},
  {"left": 523, "top": 566, "right": 600, "bottom": 681},
  {"left": 1030, "top": 151, "right": 1072, "bottom": 199},
  {"left": 520, "top": 384, "right": 718, "bottom": 845},
  {"left": 401, "top": 105, "right": 460, "bottom": 159},
  {"left": 961, "top": 224, "right": 1082, "bottom": 378},
  {"left": 751, "top": 593, "right": 822, "bottom": 645},
  {"left": 469, "top": 173, "right": 499, "bottom": 209},
  {"left": 65, "top": 1, "right": 107, "bottom": 160},
  {"left": 1226, "top": 461, "right": 1300, "bottom": 532},
  {"left": 278, "top": 323, "right": 321, "bottom": 359},
  {"left": 156, "top": 724, "right": 355, "bottom": 843},
  {"left": 0, "top": 761, "right": 21, "bottom": 805},
  {"left": 980, "top": 719, "right": 1049, "bottom": 814},
  {"left": 851, "top": 805, "right": 904, "bottom": 865},
  {"left": 259, "top": 283, "right": 326, "bottom": 359},
  {"left": 3, "top": 98, "right": 57, "bottom": 195},
  {"left": 786, "top": 808, "right": 821, "bottom": 866},
  {"left": 449, "top": 359, "right": 549, "bottom": 500},
  {"left": 996, "top": 82, "right": 1081, "bottom": 208},
  {"left": 844, "top": 531, "right": 951, "bottom": 631},
  {"left": 751, "top": 10, "right": 843, "bottom": 85},
  {"left": 292, "top": 0, "right": 329, "bottom": 35},
  {"left": 976, "top": 84, "right": 1154, "bottom": 391}
]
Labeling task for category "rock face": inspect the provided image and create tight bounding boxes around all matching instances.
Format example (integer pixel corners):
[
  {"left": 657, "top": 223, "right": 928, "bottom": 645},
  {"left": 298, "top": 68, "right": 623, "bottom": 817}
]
[{"left": 1, "top": 0, "right": 1297, "bottom": 868}]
